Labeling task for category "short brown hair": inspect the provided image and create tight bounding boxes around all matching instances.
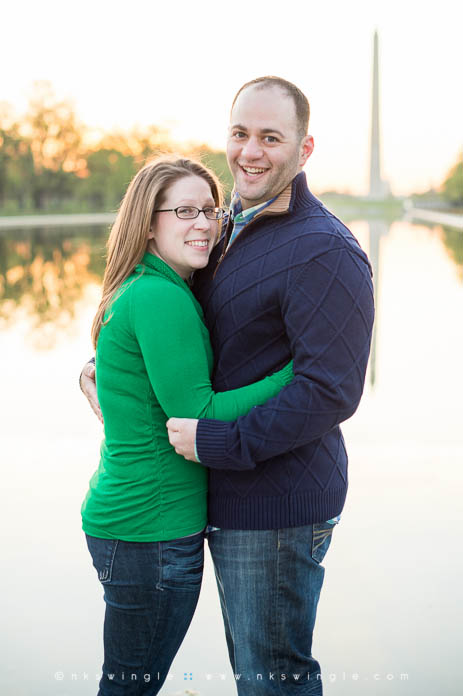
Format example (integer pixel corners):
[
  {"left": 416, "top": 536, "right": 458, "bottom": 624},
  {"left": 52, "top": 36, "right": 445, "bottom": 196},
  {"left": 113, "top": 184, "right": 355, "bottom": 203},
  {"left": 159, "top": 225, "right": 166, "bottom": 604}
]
[{"left": 231, "top": 76, "right": 310, "bottom": 138}]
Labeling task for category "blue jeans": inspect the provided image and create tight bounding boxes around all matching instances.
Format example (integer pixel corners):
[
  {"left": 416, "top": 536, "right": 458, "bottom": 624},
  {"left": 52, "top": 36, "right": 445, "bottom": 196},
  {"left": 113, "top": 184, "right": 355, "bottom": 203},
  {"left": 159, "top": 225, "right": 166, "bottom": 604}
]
[
  {"left": 208, "top": 523, "right": 334, "bottom": 695},
  {"left": 85, "top": 531, "right": 204, "bottom": 695}
]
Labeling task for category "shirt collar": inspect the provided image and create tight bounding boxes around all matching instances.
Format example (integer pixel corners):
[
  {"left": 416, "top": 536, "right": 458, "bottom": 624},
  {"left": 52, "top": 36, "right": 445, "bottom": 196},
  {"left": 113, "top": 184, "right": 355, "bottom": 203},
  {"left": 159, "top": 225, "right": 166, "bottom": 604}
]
[{"left": 230, "top": 192, "right": 277, "bottom": 224}]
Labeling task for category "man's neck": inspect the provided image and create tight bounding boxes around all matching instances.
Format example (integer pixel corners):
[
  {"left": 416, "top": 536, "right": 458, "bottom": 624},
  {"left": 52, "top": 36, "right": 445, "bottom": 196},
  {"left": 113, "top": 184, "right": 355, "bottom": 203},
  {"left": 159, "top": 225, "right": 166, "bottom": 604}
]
[{"left": 238, "top": 173, "right": 300, "bottom": 211}]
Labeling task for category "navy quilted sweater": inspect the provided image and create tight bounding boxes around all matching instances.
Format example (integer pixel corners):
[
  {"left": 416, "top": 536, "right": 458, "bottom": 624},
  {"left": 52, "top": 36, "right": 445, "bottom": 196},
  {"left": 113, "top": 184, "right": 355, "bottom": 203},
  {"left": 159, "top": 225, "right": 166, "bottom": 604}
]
[{"left": 193, "top": 172, "right": 374, "bottom": 529}]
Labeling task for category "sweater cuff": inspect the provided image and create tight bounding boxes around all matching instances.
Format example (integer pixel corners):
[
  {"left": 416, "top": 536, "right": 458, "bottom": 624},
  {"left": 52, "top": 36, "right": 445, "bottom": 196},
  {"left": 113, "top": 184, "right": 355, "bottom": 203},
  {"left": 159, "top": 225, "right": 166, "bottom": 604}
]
[{"left": 196, "top": 419, "right": 231, "bottom": 469}]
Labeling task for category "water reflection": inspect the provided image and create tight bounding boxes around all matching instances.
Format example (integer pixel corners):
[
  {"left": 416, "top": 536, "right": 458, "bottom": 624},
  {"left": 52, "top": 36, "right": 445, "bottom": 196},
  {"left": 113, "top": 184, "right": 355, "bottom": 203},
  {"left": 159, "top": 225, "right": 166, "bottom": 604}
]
[
  {"left": 1, "top": 218, "right": 462, "bottom": 359},
  {"left": 441, "top": 224, "right": 463, "bottom": 278},
  {"left": 0, "top": 225, "right": 107, "bottom": 347},
  {"left": 367, "top": 220, "right": 389, "bottom": 387},
  {"left": 1, "top": 216, "right": 463, "bottom": 695}
]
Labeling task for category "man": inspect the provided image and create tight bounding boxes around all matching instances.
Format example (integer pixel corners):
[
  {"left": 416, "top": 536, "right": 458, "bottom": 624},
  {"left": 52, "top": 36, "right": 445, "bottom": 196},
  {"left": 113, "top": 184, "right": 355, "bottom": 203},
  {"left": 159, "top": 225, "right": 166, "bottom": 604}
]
[{"left": 81, "top": 77, "right": 374, "bottom": 694}]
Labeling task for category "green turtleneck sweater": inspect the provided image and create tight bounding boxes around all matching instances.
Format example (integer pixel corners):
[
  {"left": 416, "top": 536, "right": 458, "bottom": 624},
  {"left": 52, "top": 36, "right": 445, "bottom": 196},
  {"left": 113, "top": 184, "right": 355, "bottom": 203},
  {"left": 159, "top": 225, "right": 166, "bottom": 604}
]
[{"left": 81, "top": 252, "right": 293, "bottom": 541}]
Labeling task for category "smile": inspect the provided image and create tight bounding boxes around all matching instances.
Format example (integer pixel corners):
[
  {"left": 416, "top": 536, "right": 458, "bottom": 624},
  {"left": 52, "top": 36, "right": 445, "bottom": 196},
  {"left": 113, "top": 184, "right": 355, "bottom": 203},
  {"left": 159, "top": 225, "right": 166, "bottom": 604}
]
[
  {"left": 185, "top": 240, "right": 209, "bottom": 248},
  {"left": 240, "top": 165, "right": 268, "bottom": 177}
]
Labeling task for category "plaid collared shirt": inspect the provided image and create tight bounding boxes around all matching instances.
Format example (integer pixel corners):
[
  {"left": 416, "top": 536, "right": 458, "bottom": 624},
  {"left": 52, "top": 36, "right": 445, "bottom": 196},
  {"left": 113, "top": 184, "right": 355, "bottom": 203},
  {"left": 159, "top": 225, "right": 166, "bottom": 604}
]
[{"left": 226, "top": 192, "right": 277, "bottom": 250}]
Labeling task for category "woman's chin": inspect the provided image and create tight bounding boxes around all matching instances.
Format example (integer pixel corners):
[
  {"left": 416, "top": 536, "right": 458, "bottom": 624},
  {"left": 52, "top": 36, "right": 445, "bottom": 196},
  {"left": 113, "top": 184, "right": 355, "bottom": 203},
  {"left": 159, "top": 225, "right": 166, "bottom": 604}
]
[{"left": 191, "top": 257, "right": 211, "bottom": 273}]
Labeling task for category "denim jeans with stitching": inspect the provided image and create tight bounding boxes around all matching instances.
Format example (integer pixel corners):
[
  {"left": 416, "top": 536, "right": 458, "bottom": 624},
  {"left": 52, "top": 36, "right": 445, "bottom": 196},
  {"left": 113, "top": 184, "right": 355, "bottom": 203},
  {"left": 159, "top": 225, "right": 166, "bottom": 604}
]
[
  {"left": 86, "top": 531, "right": 204, "bottom": 695},
  {"left": 208, "top": 522, "right": 335, "bottom": 695}
]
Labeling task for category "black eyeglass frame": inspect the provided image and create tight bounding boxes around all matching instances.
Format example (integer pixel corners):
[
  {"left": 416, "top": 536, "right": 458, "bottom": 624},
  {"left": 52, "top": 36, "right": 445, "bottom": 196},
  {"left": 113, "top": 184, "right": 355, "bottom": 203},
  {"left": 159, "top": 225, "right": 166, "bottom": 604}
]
[{"left": 153, "top": 206, "right": 226, "bottom": 220}]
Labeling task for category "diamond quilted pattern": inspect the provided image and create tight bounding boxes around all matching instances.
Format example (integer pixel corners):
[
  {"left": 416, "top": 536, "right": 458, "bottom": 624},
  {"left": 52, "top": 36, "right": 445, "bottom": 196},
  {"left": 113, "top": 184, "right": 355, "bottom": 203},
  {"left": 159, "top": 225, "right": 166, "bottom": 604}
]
[{"left": 193, "top": 173, "right": 374, "bottom": 529}]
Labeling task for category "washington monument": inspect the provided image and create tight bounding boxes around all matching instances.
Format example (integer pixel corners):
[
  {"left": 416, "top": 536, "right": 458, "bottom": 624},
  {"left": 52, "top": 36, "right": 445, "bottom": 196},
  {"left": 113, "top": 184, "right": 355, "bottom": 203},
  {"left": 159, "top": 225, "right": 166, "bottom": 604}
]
[{"left": 369, "top": 30, "right": 389, "bottom": 199}]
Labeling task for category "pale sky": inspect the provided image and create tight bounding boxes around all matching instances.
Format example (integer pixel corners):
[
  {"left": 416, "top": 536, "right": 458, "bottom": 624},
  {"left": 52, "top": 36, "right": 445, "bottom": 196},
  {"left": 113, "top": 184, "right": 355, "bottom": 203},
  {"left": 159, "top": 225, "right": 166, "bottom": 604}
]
[{"left": 1, "top": 0, "right": 462, "bottom": 195}]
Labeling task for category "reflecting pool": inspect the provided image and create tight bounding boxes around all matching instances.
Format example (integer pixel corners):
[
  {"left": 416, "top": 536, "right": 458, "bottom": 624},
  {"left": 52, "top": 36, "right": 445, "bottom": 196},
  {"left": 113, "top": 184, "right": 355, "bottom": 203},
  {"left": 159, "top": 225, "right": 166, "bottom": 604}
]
[{"left": 1, "top": 218, "right": 462, "bottom": 695}]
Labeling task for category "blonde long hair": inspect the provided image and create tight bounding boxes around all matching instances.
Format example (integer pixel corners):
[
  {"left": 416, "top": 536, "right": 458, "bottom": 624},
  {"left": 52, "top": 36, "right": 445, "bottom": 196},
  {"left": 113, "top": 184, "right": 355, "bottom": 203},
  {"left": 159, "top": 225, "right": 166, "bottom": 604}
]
[{"left": 91, "top": 156, "right": 223, "bottom": 348}]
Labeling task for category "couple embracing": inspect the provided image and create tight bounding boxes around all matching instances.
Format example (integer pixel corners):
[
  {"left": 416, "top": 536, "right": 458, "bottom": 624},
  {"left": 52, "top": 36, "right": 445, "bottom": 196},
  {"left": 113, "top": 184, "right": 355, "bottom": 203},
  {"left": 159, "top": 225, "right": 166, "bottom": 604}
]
[{"left": 80, "top": 76, "right": 374, "bottom": 695}]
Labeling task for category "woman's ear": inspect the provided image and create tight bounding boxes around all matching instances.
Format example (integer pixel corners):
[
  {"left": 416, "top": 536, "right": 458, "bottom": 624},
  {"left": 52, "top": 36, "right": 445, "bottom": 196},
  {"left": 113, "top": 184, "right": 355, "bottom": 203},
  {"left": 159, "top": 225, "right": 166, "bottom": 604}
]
[{"left": 147, "top": 227, "right": 155, "bottom": 240}]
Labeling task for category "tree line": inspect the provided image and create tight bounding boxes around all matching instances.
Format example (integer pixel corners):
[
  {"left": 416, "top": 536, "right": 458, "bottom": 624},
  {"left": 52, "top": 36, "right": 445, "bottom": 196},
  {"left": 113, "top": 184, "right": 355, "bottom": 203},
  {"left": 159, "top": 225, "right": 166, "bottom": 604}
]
[
  {"left": 0, "top": 82, "right": 461, "bottom": 214},
  {"left": 0, "top": 82, "right": 233, "bottom": 215},
  {"left": 440, "top": 157, "right": 463, "bottom": 207}
]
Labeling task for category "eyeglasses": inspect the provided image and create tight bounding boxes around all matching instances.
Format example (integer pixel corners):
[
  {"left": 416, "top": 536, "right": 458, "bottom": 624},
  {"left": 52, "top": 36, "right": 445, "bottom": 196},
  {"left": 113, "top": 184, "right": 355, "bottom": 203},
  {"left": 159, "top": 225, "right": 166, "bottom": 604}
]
[{"left": 153, "top": 206, "right": 226, "bottom": 220}]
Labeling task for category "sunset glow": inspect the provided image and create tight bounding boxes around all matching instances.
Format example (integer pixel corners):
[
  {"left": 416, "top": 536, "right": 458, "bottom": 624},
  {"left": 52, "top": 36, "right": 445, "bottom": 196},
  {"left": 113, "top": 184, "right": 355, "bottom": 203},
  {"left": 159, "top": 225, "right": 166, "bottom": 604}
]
[{"left": 1, "top": 0, "right": 462, "bottom": 195}]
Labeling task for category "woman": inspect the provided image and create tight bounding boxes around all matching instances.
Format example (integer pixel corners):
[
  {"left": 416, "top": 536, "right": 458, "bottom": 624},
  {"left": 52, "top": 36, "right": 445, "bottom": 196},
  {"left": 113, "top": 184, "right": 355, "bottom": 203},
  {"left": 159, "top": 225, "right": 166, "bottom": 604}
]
[{"left": 81, "top": 156, "right": 292, "bottom": 695}]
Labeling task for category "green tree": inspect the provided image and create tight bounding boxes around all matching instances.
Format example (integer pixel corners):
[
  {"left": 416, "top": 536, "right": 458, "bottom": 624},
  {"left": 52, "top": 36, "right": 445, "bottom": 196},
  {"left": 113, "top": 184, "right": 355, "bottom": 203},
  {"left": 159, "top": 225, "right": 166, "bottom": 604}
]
[
  {"left": 0, "top": 111, "right": 35, "bottom": 210},
  {"left": 192, "top": 146, "right": 234, "bottom": 203},
  {"left": 99, "top": 125, "right": 173, "bottom": 163},
  {"left": 442, "top": 154, "right": 463, "bottom": 207},
  {"left": 24, "top": 81, "right": 83, "bottom": 209},
  {"left": 79, "top": 148, "right": 136, "bottom": 210},
  {"left": 0, "top": 84, "right": 234, "bottom": 214}
]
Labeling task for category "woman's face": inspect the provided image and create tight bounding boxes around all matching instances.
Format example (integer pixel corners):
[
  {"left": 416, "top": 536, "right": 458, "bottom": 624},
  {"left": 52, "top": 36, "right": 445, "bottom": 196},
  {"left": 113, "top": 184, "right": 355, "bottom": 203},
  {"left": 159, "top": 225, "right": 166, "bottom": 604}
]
[{"left": 147, "top": 175, "right": 219, "bottom": 279}]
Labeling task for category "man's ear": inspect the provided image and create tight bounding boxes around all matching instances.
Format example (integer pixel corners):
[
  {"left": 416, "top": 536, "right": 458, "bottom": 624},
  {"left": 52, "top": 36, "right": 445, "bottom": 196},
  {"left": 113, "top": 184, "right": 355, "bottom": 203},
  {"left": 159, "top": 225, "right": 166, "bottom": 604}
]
[{"left": 299, "top": 135, "right": 314, "bottom": 167}]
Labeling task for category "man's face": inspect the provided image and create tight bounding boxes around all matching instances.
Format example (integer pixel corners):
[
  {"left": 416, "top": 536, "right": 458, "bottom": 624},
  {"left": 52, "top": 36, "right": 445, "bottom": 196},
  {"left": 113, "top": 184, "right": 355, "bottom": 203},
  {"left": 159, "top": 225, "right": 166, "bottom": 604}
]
[{"left": 227, "top": 85, "right": 313, "bottom": 209}]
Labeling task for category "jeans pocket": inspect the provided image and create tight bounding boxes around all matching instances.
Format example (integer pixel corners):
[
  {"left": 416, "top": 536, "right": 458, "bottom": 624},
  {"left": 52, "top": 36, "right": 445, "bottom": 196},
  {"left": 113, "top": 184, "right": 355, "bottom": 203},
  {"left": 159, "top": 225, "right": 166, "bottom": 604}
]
[
  {"left": 311, "top": 523, "right": 334, "bottom": 564},
  {"left": 85, "top": 534, "right": 119, "bottom": 584},
  {"left": 160, "top": 532, "right": 204, "bottom": 592}
]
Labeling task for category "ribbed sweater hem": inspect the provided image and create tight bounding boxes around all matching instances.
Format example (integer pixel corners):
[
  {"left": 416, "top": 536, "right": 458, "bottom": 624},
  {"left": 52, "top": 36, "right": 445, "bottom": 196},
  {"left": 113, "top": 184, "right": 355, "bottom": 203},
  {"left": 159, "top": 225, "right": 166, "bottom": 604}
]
[{"left": 207, "top": 488, "right": 347, "bottom": 530}]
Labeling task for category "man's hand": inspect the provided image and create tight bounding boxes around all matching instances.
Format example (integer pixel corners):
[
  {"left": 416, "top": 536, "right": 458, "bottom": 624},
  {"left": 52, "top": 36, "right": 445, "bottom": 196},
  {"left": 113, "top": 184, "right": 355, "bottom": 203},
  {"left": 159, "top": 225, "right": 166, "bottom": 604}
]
[
  {"left": 166, "top": 418, "right": 199, "bottom": 462},
  {"left": 80, "top": 362, "right": 103, "bottom": 424}
]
